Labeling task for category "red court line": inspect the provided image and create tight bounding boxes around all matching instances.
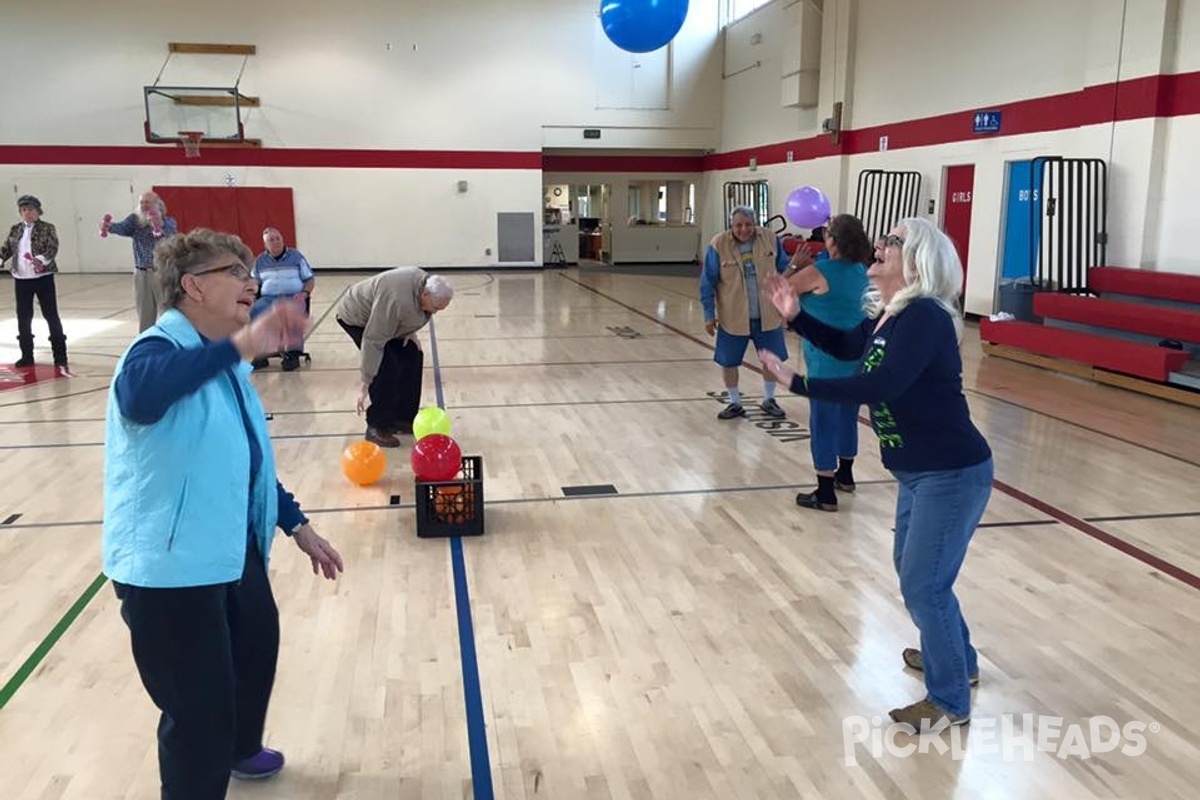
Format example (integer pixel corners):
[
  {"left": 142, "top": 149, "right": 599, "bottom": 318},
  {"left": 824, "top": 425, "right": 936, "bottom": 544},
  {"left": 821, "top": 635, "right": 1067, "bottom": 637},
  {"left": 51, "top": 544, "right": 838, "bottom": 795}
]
[
  {"left": 560, "top": 272, "right": 1200, "bottom": 593},
  {"left": 991, "top": 480, "right": 1200, "bottom": 591}
]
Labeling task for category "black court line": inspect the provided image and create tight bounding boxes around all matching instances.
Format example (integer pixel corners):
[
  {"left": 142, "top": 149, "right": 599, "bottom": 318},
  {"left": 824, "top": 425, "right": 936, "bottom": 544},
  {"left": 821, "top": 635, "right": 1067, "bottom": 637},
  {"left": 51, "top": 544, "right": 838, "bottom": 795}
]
[
  {"left": 0, "top": 384, "right": 111, "bottom": 408},
  {"left": 295, "top": 357, "right": 714, "bottom": 373},
  {"left": 965, "top": 386, "right": 1200, "bottom": 469},
  {"left": 0, "top": 395, "right": 724, "bottom": 426},
  {"left": 561, "top": 484, "right": 618, "bottom": 497},
  {"left": 0, "top": 480, "right": 900, "bottom": 530},
  {"left": 2, "top": 514, "right": 21, "bottom": 525},
  {"left": 1084, "top": 511, "right": 1200, "bottom": 523},
  {"left": 976, "top": 519, "right": 1059, "bottom": 529},
  {"left": 560, "top": 272, "right": 1200, "bottom": 592},
  {"left": 433, "top": 332, "right": 675, "bottom": 342}
]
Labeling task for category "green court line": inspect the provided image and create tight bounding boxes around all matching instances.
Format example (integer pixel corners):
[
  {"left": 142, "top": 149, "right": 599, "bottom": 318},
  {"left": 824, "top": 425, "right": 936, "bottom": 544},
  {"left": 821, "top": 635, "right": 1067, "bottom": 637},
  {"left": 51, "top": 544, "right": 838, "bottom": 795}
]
[{"left": 0, "top": 572, "right": 108, "bottom": 710}]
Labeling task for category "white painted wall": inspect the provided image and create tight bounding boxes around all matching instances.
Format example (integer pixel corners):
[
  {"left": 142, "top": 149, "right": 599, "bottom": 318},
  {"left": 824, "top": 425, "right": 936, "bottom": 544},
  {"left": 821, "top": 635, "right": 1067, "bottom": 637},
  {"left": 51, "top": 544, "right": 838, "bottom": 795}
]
[
  {"left": 1, "top": 0, "right": 723, "bottom": 270},
  {"left": 719, "top": 0, "right": 821, "bottom": 151},
  {"left": 1153, "top": 115, "right": 1200, "bottom": 274},
  {"left": 713, "top": 0, "right": 1200, "bottom": 311}
]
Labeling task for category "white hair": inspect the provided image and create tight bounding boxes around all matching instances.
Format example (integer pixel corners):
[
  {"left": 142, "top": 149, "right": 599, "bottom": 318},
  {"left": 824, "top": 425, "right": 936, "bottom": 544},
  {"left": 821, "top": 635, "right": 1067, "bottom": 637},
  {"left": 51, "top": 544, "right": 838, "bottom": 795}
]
[
  {"left": 424, "top": 274, "right": 454, "bottom": 304},
  {"left": 865, "top": 217, "right": 964, "bottom": 342},
  {"left": 729, "top": 205, "right": 757, "bottom": 227}
]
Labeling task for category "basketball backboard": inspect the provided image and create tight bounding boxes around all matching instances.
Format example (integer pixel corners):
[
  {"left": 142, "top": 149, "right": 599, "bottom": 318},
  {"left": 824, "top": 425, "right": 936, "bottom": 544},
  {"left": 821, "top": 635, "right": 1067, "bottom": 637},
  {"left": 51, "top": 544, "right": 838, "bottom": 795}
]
[{"left": 143, "top": 85, "right": 258, "bottom": 145}]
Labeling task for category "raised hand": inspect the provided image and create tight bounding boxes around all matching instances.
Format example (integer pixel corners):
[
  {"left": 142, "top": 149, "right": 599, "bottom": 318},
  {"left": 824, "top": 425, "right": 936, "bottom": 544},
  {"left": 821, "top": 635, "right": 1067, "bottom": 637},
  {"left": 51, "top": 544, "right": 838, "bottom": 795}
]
[
  {"left": 759, "top": 349, "right": 798, "bottom": 387},
  {"left": 766, "top": 273, "right": 800, "bottom": 320},
  {"left": 232, "top": 299, "right": 308, "bottom": 359},
  {"left": 100, "top": 213, "right": 112, "bottom": 237}
]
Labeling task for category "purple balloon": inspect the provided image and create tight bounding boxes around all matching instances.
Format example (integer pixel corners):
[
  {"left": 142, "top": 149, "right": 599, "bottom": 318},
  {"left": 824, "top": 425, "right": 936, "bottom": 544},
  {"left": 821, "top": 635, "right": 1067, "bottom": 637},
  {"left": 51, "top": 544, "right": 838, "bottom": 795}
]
[{"left": 785, "top": 186, "right": 831, "bottom": 229}]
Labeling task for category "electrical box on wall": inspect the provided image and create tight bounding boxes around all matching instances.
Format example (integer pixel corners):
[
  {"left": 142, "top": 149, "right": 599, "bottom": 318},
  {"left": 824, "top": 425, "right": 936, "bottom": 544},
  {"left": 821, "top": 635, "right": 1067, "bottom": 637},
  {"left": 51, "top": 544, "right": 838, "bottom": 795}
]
[{"left": 583, "top": 129, "right": 601, "bottom": 139}]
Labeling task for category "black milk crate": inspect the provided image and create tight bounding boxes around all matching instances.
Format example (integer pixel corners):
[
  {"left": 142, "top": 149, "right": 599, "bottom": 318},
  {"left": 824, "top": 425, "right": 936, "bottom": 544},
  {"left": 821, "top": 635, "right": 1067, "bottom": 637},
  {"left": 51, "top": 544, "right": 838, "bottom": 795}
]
[{"left": 415, "top": 455, "right": 485, "bottom": 538}]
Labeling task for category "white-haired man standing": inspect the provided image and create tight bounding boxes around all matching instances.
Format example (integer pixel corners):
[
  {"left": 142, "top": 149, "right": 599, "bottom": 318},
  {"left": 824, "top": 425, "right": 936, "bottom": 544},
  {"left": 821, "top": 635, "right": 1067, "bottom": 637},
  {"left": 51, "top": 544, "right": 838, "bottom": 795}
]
[
  {"left": 101, "top": 191, "right": 178, "bottom": 332},
  {"left": 335, "top": 267, "right": 454, "bottom": 447}
]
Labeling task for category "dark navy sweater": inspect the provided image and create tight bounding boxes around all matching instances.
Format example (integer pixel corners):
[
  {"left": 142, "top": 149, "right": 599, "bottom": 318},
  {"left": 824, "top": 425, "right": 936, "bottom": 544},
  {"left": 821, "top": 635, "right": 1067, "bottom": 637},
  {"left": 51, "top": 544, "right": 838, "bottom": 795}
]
[
  {"left": 788, "top": 297, "right": 992, "bottom": 472},
  {"left": 113, "top": 336, "right": 307, "bottom": 534}
]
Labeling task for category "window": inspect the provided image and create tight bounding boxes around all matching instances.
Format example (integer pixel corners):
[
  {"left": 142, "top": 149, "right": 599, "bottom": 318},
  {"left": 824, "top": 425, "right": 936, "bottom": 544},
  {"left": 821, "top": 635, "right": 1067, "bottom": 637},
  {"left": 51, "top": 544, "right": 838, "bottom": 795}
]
[{"left": 727, "top": 0, "right": 773, "bottom": 25}]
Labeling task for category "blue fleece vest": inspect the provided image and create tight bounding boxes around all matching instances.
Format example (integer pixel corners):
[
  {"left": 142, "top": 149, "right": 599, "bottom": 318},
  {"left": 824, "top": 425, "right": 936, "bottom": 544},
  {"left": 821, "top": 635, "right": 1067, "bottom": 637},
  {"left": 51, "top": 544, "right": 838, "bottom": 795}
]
[{"left": 102, "top": 309, "right": 279, "bottom": 588}]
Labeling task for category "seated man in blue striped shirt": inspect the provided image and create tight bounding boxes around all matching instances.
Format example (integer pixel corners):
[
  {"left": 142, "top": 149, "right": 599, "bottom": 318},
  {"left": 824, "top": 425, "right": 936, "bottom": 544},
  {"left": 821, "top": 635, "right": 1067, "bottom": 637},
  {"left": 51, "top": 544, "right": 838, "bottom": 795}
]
[{"left": 251, "top": 227, "right": 315, "bottom": 371}]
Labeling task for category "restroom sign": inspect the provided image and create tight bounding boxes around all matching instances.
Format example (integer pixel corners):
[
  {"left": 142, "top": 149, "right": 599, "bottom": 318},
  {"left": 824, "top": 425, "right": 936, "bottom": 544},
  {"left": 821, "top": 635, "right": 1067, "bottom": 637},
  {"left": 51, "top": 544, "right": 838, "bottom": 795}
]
[{"left": 973, "top": 111, "right": 1002, "bottom": 134}]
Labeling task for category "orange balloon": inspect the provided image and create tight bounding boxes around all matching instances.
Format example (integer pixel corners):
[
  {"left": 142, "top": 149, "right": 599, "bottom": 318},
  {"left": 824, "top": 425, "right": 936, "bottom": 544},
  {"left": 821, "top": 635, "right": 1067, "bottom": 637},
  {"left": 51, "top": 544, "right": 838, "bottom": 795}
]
[{"left": 342, "top": 440, "right": 387, "bottom": 486}]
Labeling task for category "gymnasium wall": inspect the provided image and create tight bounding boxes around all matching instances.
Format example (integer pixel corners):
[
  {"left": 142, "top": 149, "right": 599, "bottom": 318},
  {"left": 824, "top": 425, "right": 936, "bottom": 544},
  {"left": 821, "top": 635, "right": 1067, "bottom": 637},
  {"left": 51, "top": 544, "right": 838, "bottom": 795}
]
[
  {"left": 712, "top": 0, "right": 1200, "bottom": 316},
  {"left": 4, "top": 0, "right": 1200, "bottom": 300},
  {"left": 0, "top": 0, "right": 722, "bottom": 270}
]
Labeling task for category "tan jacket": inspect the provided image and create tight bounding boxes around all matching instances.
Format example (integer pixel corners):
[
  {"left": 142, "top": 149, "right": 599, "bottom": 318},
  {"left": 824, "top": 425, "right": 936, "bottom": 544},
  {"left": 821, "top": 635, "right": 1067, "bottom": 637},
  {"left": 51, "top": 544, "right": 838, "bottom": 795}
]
[
  {"left": 711, "top": 228, "right": 783, "bottom": 335},
  {"left": 336, "top": 267, "right": 431, "bottom": 384}
]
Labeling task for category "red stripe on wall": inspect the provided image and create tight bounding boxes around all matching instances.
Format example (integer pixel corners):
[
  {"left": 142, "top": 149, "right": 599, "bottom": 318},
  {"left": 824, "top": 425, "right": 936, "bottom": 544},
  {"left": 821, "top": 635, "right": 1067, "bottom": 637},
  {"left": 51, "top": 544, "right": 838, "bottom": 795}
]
[
  {"left": 710, "top": 71, "right": 1200, "bottom": 171},
  {"left": 0, "top": 145, "right": 543, "bottom": 170},
  {"left": 542, "top": 154, "right": 705, "bottom": 173},
  {"left": 2, "top": 71, "right": 1198, "bottom": 172}
]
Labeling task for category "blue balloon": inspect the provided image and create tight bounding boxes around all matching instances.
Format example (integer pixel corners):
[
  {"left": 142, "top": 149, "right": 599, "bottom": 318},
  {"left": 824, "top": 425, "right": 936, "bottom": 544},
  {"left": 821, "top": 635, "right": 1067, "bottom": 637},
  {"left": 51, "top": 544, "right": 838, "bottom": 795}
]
[{"left": 601, "top": 0, "right": 690, "bottom": 54}]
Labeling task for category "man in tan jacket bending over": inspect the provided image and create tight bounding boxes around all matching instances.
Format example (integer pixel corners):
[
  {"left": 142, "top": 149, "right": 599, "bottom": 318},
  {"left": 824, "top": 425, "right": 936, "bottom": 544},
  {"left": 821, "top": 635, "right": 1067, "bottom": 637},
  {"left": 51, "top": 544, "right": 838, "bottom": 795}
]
[{"left": 336, "top": 267, "right": 454, "bottom": 447}]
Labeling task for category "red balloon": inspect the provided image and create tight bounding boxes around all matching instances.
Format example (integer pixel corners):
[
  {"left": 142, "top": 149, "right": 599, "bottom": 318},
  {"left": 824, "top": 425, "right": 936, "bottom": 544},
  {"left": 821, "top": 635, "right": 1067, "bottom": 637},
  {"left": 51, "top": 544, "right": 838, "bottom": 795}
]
[{"left": 411, "top": 434, "right": 462, "bottom": 482}]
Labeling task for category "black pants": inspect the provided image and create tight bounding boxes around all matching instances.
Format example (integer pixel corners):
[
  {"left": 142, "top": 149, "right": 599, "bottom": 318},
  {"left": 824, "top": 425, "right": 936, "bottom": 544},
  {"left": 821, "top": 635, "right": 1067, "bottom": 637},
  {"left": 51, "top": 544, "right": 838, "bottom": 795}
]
[
  {"left": 14, "top": 275, "right": 67, "bottom": 364},
  {"left": 114, "top": 540, "right": 280, "bottom": 800},
  {"left": 338, "top": 318, "right": 424, "bottom": 432}
]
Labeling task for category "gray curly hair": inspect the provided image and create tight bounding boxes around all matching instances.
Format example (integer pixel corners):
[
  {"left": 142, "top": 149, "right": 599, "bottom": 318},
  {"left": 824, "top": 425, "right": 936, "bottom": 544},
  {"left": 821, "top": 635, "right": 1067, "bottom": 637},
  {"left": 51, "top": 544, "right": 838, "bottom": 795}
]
[{"left": 154, "top": 228, "right": 254, "bottom": 311}]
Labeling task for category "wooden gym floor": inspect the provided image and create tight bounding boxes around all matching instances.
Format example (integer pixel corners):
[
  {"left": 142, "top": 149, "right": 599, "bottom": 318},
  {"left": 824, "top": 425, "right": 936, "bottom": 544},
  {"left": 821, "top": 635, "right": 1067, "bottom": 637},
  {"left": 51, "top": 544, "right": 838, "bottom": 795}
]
[{"left": 0, "top": 268, "right": 1198, "bottom": 800}]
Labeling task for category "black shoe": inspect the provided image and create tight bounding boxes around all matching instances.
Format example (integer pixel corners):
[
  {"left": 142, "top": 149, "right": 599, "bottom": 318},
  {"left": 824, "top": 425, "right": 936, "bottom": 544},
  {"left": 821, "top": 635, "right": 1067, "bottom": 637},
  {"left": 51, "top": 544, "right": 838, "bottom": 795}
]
[
  {"left": 280, "top": 353, "right": 300, "bottom": 372},
  {"left": 718, "top": 403, "right": 746, "bottom": 420},
  {"left": 14, "top": 355, "right": 34, "bottom": 368},
  {"left": 759, "top": 398, "right": 785, "bottom": 418},
  {"left": 366, "top": 426, "right": 401, "bottom": 448},
  {"left": 251, "top": 357, "right": 269, "bottom": 370},
  {"left": 796, "top": 490, "right": 838, "bottom": 512}
]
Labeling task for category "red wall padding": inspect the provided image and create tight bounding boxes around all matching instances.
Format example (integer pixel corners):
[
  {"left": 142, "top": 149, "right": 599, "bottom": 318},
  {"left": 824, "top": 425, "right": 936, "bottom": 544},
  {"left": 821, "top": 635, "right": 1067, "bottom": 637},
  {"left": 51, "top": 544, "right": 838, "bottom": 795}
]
[{"left": 152, "top": 186, "right": 297, "bottom": 256}]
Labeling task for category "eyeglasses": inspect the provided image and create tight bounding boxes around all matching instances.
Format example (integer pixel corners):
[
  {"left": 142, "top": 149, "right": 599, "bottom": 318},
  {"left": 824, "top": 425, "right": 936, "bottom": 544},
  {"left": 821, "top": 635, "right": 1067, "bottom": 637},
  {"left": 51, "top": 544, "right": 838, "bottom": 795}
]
[
  {"left": 192, "top": 262, "right": 256, "bottom": 282},
  {"left": 883, "top": 234, "right": 905, "bottom": 249}
]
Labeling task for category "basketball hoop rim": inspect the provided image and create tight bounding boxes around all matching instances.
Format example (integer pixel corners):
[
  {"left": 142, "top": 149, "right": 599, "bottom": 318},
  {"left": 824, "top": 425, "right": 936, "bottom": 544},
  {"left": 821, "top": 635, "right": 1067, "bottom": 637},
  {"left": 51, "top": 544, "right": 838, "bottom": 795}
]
[{"left": 178, "top": 130, "right": 204, "bottom": 158}]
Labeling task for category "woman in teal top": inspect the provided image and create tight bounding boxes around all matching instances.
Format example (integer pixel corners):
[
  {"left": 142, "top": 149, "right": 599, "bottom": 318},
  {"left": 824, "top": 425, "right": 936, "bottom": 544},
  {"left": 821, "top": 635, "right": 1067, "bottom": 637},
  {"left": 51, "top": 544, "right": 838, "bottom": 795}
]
[{"left": 786, "top": 214, "right": 873, "bottom": 511}]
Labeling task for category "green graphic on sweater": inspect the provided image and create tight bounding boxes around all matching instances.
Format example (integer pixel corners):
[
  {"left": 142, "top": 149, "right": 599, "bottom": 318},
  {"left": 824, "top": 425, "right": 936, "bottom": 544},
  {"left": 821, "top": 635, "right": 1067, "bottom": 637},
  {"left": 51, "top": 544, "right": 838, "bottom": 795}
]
[{"left": 862, "top": 339, "right": 905, "bottom": 449}]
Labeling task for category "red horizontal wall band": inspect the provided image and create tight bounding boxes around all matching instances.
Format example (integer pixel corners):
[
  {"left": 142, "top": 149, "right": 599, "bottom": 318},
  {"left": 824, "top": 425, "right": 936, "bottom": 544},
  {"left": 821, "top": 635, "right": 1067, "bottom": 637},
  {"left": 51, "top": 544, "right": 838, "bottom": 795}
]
[{"left": 1, "top": 71, "right": 1197, "bottom": 171}]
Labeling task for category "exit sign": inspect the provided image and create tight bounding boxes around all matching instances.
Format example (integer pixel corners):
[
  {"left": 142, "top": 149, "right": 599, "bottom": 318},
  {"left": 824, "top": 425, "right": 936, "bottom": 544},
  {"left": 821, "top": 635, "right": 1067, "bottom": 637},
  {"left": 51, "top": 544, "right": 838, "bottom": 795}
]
[{"left": 583, "top": 129, "right": 601, "bottom": 139}]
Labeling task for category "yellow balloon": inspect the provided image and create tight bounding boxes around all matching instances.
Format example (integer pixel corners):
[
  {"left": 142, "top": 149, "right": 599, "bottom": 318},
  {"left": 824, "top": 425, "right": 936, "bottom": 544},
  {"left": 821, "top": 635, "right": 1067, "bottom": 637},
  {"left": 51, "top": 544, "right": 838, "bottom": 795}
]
[{"left": 413, "top": 406, "right": 452, "bottom": 441}]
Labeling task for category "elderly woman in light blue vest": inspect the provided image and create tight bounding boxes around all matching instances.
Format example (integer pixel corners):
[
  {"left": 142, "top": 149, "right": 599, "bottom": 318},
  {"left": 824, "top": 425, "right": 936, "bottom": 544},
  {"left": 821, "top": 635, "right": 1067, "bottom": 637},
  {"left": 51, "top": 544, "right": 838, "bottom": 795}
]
[
  {"left": 103, "top": 228, "right": 344, "bottom": 800},
  {"left": 785, "top": 214, "right": 873, "bottom": 511}
]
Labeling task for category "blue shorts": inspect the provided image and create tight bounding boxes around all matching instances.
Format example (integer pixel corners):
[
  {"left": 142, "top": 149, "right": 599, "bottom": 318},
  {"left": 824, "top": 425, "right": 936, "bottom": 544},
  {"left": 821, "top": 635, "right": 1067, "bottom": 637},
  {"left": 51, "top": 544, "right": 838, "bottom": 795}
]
[{"left": 713, "top": 319, "right": 788, "bottom": 367}]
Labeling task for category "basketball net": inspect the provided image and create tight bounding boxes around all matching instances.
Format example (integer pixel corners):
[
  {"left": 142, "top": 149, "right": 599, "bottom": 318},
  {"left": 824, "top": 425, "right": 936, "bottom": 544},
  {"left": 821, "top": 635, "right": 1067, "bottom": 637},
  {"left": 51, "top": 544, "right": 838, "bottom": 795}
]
[{"left": 179, "top": 131, "right": 203, "bottom": 159}]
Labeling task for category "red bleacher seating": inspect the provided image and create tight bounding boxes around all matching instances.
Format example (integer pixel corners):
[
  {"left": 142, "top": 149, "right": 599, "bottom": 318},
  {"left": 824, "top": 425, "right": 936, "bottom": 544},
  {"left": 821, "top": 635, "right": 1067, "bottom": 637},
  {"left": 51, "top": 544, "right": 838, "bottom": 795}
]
[
  {"left": 1032, "top": 293, "right": 1200, "bottom": 343},
  {"left": 979, "top": 318, "right": 1190, "bottom": 382},
  {"left": 1089, "top": 266, "right": 1200, "bottom": 304}
]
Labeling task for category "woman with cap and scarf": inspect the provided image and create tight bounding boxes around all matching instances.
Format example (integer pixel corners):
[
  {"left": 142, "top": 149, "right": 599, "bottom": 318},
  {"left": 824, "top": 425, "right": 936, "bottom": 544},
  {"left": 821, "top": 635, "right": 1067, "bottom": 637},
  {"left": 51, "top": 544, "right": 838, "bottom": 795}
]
[{"left": 1, "top": 195, "right": 69, "bottom": 371}]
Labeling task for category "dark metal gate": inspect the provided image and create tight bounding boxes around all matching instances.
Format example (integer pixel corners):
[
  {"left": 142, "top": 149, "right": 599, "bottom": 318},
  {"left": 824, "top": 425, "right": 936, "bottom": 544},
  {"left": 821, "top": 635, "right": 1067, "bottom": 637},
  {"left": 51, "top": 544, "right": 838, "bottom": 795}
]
[
  {"left": 853, "top": 170, "right": 922, "bottom": 241},
  {"left": 723, "top": 180, "right": 770, "bottom": 227},
  {"left": 1027, "top": 157, "right": 1108, "bottom": 293}
]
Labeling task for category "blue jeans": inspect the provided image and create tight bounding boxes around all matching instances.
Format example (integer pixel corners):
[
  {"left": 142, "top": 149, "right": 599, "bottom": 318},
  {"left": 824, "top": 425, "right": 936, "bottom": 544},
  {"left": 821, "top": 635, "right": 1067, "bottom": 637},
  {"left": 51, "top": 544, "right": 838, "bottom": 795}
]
[
  {"left": 892, "top": 457, "right": 993, "bottom": 716},
  {"left": 808, "top": 399, "right": 859, "bottom": 471}
]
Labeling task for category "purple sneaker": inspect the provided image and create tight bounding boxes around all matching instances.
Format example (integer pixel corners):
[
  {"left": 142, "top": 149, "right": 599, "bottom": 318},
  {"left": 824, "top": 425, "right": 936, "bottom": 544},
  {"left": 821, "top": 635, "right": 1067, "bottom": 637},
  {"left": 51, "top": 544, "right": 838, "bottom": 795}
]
[{"left": 231, "top": 748, "right": 285, "bottom": 780}]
